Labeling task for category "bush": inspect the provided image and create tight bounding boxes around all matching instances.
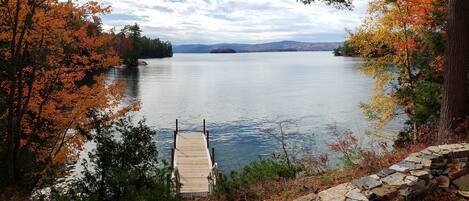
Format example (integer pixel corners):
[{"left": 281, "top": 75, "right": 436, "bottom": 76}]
[
  {"left": 48, "top": 110, "right": 179, "bottom": 201},
  {"left": 212, "top": 155, "right": 300, "bottom": 200}
]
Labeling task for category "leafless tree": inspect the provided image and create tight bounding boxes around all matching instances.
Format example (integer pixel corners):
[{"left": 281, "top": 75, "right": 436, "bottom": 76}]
[{"left": 262, "top": 120, "right": 298, "bottom": 170}]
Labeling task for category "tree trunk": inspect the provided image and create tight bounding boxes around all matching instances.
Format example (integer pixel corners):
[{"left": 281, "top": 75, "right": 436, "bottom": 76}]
[{"left": 438, "top": 0, "right": 469, "bottom": 142}]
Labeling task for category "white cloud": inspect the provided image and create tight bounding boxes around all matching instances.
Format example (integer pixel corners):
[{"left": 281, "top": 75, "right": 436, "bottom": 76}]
[{"left": 96, "top": 0, "right": 370, "bottom": 44}]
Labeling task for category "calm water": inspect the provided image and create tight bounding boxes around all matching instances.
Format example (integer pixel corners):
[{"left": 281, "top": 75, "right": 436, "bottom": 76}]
[{"left": 107, "top": 51, "right": 399, "bottom": 171}]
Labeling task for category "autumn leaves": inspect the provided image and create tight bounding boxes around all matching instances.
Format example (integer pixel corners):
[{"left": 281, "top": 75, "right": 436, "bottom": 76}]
[{"left": 0, "top": 0, "right": 136, "bottom": 191}]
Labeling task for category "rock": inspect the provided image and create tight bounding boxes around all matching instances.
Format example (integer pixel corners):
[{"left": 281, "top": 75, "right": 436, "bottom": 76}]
[
  {"left": 209, "top": 48, "right": 236, "bottom": 53},
  {"left": 353, "top": 176, "right": 382, "bottom": 190},
  {"left": 381, "top": 172, "right": 407, "bottom": 187},
  {"left": 420, "top": 150, "right": 445, "bottom": 163},
  {"left": 458, "top": 190, "right": 469, "bottom": 198},
  {"left": 138, "top": 60, "right": 148, "bottom": 65},
  {"left": 426, "top": 146, "right": 443, "bottom": 154},
  {"left": 315, "top": 144, "right": 469, "bottom": 201},
  {"left": 410, "top": 179, "right": 428, "bottom": 193},
  {"left": 437, "top": 144, "right": 458, "bottom": 157},
  {"left": 389, "top": 164, "right": 409, "bottom": 173},
  {"left": 398, "top": 187, "right": 411, "bottom": 197},
  {"left": 404, "top": 155, "right": 432, "bottom": 168},
  {"left": 453, "top": 147, "right": 469, "bottom": 158},
  {"left": 448, "top": 161, "right": 468, "bottom": 179},
  {"left": 442, "top": 144, "right": 466, "bottom": 153},
  {"left": 436, "top": 176, "right": 450, "bottom": 188},
  {"left": 345, "top": 188, "right": 368, "bottom": 201},
  {"left": 404, "top": 155, "right": 423, "bottom": 163},
  {"left": 404, "top": 175, "right": 419, "bottom": 186},
  {"left": 454, "top": 157, "right": 468, "bottom": 162},
  {"left": 430, "top": 161, "right": 447, "bottom": 169},
  {"left": 410, "top": 170, "right": 430, "bottom": 178},
  {"left": 377, "top": 168, "right": 396, "bottom": 178},
  {"left": 317, "top": 182, "right": 355, "bottom": 201},
  {"left": 390, "top": 161, "right": 423, "bottom": 173},
  {"left": 428, "top": 168, "right": 441, "bottom": 175},
  {"left": 369, "top": 174, "right": 380, "bottom": 180},
  {"left": 421, "top": 160, "right": 432, "bottom": 168},
  {"left": 370, "top": 185, "right": 398, "bottom": 200},
  {"left": 294, "top": 193, "right": 317, "bottom": 201},
  {"left": 453, "top": 174, "right": 469, "bottom": 190}
]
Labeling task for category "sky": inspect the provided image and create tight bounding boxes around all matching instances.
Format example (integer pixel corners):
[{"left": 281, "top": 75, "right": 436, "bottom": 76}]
[{"left": 96, "top": 0, "right": 370, "bottom": 45}]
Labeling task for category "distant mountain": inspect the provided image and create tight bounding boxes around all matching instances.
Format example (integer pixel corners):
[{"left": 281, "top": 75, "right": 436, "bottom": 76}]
[{"left": 173, "top": 41, "right": 342, "bottom": 53}]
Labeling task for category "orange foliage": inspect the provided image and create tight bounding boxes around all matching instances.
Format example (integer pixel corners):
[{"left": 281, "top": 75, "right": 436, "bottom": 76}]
[{"left": 0, "top": 0, "right": 134, "bottom": 188}]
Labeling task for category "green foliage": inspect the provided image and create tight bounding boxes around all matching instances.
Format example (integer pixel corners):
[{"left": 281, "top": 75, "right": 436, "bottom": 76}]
[
  {"left": 333, "top": 41, "right": 359, "bottom": 56},
  {"left": 327, "top": 128, "right": 363, "bottom": 167},
  {"left": 140, "top": 37, "right": 173, "bottom": 59},
  {"left": 114, "top": 23, "right": 173, "bottom": 66},
  {"left": 212, "top": 155, "right": 300, "bottom": 200},
  {"left": 119, "top": 24, "right": 143, "bottom": 66},
  {"left": 320, "top": 176, "right": 331, "bottom": 185},
  {"left": 51, "top": 110, "right": 179, "bottom": 201},
  {"left": 338, "top": 146, "right": 362, "bottom": 167},
  {"left": 240, "top": 155, "right": 298, "bottom": 182}
]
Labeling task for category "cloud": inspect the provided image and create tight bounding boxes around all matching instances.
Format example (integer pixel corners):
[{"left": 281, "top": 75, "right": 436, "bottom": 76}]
[
  {"left": 98, "top": 0, "right": 370, "bottom": 44},
  {"left": 101, "top": 13, "right": 145, "bottom": 21},
  {"left": 151, "top": 5, "right": 174, "bottom": 13}
]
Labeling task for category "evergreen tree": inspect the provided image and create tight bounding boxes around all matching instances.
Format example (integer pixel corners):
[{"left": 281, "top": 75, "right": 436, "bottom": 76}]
[
  {"left": 113, "top": 24, "right": 173, "bottom": 66},
  {"left": 119, "top": 24, "right": 142, "bottom": 66},
  {"left": 53, "top": 110, "right": 179, "bottom": 201}
]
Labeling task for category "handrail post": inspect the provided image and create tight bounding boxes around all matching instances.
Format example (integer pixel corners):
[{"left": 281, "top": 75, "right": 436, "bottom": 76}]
[
  {"left": 211, "top": 147, "right": 215, "bottom": 166},
  {"left": 173, "top": 131, "right": 177, "bottom": 149},
  {"left": 203, "top": 119, "right": 206, "bottom": 134},
  {"left": 171, "top": 148, "right": 174, "bottom": 170},
  {"left": 176, "top": 119, "right": 178, "bottom": 133},
  {"left": 206, "top": 130, "right": 209, "bottom": 148}
]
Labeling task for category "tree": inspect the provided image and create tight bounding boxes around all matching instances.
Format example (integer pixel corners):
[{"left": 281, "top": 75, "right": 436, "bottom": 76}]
[
  {"left": 437, "top": 0, "right": 469, "bottom": 141},
  {"left": 329, "top": 0, "right": 468, "bottom": 143},
  {"left": 262, "top": 120, "right": 298, "bottom": 170},
  {"left": 333, "top": 40, "right": 359, "bottom": 56},
  {"left": 51, "top": 110, "right": 178, "bottom": 201},
  {"left": 112, "top": 24, "right": 173, "bottom": 65},
  {"left": 0, "top": 0, "right": 134, "bottom": 194},
  {"left": 299, "top": 0, "right": 353, "bottom": 9},
  {"left": 118, "top": 24, "right": 142, "bottom": 66},
  {"left": 342, "top": 0, "right": 447, "bottom": 144},
  {"left": 139, "top": 36, "right": 173, "bottom": 58}
]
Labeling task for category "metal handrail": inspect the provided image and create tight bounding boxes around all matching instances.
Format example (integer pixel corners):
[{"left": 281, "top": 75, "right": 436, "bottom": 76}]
[
  {"left": 173, "top": 166, "right": 181, "bottom": 194},
  {"left": 208, "top": 162, "right": 218, "bottom": 193}
]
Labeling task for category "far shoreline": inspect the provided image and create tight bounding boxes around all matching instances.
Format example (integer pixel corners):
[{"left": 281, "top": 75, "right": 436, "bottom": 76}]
[{"left": 172, "top": 50, "right": 335, "bottom": 54}]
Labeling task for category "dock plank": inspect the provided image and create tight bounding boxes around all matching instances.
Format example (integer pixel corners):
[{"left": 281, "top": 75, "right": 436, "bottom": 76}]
[{"left": 174, "top": 132, "right": 212, "bottom": 195}]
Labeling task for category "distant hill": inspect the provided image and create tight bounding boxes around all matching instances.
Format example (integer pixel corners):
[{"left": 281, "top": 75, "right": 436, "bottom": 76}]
[{"left": 173, "top": 41, "right": 342, "bottom": 53}]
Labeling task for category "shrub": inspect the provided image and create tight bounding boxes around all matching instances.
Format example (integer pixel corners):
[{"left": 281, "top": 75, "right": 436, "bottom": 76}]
[
  {"left": 47, "top": 110, "right": 179, "bottom": 201},
  {"left": 212, "top": 155, "right": 300, "bottom": 200},
  {"left": 327, "top": 126, "right": 362, "bottom": 167}
]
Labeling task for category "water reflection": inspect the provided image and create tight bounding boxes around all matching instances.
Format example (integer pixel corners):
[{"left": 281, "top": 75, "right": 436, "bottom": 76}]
[
  {"left": 106, "top": 52, "right": 403, "bottom": 172},
  {"left": 108, "top": 66, "right": 140, "bottom": 102}
]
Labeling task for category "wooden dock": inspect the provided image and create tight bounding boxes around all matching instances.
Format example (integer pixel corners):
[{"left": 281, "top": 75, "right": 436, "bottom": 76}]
[{"left": 171, "top": 120, "right": 218, "bottom": 198}]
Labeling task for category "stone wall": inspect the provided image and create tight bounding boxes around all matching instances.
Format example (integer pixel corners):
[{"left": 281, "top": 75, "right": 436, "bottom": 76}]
[{"left": 295, "top": 143, "right": 469, "bottom": 201}]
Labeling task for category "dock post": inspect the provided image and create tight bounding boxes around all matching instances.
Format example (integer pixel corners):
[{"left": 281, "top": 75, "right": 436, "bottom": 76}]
[
  {"left": 211, "top": 147, "right": 215, "bottom": 166},
  {"left": 171, "top": 148, "right": 174, "bottom": 169},
  {"left": 203, "top": 119, "right": 206, "bottom": 134},
  {"left": 173, "top": 131, "right": 177, "bottom": 149},
  {"left": 206, "top": 131, "right": 209, "bottom": 148},
  {"left": 176, "top": 119, "right": 178, "bottom": 133}
]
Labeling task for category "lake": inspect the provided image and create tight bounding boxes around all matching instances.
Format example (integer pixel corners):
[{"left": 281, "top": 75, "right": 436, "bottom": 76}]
[{"left": 106, "top": 51, "right": 401, "bottom": 171}]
